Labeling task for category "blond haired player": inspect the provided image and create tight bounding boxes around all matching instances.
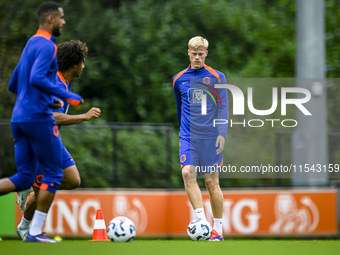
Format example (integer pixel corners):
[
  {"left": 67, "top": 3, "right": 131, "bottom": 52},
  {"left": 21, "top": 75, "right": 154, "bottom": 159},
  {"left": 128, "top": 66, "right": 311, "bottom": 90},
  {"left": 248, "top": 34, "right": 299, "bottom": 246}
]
[{"left": 173, "top": 36, "right": 228, "bottom": 241}]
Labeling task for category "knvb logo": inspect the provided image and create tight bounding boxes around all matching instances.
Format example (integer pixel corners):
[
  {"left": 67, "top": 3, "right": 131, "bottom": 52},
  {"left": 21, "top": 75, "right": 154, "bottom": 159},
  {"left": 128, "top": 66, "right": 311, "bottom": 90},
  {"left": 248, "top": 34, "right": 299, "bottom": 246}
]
[
  {"left": 188, "top": 88, "right": 204, "bottom": 104},
  {"left": 188, "top": 78, "right": 223, "bottom": 115}
]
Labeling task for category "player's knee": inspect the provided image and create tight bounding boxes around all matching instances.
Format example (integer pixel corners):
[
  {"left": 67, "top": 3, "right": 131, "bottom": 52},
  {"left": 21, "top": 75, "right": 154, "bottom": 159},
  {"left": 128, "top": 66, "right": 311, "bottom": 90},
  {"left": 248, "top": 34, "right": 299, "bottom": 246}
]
[
  {"left": 182, "top": 168, "right": 190, "bottom": 179},
  {"left": 182, "top": 172, "right": 198, "bottom": 187},
  {"left": 205, "top": 178, "right": 219, "bottom": 191},
  {"left": 62, "top": 177, "right": 81, "bottom": 190},
  {"left": 69, "top": 176, "right": 81, "bottom": 189}
]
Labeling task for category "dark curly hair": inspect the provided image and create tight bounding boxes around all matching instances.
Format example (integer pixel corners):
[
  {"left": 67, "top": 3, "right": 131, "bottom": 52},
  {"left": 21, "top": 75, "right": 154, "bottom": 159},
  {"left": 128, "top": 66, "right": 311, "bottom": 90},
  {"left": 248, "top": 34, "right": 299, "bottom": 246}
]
[{"left": 57, "top": 40, "right": 88, "bottom": 71}]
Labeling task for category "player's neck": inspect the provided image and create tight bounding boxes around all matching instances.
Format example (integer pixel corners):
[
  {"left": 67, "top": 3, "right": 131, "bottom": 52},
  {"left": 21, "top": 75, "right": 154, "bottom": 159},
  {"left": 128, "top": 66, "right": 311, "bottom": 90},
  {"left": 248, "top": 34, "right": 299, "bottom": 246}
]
[
  {"left": 190, "top": 63, "right": 205, "bottom": 69},
  {"left": 38, "top": 24, "right": 53, "bottom": 36},
  {"left": 60, "top": 71, "right": 73, "bottom": 84}
]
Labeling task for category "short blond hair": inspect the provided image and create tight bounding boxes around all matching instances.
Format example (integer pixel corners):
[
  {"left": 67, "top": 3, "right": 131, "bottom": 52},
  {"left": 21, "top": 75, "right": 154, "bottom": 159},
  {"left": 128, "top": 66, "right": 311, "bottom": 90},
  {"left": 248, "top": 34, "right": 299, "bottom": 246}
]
[{"left": 188, "top": 36, "right": 209, "bottom": 50}]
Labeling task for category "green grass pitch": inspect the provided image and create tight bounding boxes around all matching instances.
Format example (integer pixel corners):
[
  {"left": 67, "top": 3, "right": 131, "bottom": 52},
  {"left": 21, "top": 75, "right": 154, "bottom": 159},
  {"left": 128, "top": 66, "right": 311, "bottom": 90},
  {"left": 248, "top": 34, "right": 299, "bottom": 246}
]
[{"left": 1, "top": 240, "right": 340, "bottom": 255}]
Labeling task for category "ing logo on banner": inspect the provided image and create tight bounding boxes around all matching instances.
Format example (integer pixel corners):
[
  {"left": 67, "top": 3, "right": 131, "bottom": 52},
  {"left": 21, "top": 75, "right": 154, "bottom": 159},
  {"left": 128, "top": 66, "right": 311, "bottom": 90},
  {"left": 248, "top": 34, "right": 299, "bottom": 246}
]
[{"left": 269, "top": 194, "right": 319, "bottom": 233}]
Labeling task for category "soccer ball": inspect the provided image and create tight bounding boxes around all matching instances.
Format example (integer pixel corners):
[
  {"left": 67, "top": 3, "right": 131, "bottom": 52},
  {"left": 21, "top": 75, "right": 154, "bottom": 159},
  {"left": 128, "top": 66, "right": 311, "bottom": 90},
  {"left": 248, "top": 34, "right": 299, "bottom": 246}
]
[
  {"left": 187, "top": 218, "right": 212, "bottom": 241},
  {"left": 107, "top": 216, "right": 136, "bottom": 242}
]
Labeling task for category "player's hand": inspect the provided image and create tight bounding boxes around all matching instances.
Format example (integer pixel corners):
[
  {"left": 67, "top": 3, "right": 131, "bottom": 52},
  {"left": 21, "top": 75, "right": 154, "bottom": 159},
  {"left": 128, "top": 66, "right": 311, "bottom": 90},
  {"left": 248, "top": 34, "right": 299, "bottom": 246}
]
[
  {"left": 215, "top": 135, "right": 225, "bottom": 155},
  {"left": 52, "top": 98, "right": 64, "bottom": 110},
  {"left": 85, "top": 107, "right": 101, "bottom": 120}
]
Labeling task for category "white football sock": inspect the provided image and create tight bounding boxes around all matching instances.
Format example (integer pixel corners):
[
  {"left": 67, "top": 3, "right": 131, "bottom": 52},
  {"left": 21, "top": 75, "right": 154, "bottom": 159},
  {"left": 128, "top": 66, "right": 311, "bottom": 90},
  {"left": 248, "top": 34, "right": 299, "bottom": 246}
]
[
  {"left": 194, "top": 208, "right": 206, "bottom": 220},
  {"left": 19, "top": 216, "right": 31, "bottom": 228},
  {"left": 213, "top": 218, "right": 223, "bottom": 235},
  {"left": 29, "top": 210, "right": 47, "bottom": 236}
]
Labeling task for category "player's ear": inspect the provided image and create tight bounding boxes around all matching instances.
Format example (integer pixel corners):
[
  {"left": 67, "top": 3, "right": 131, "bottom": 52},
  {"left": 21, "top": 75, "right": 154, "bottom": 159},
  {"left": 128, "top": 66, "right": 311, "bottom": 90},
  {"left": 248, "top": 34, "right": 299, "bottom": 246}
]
[
  {"left": 205, "top": 50, "right": 208, "bottom": 57},
  {"left": 46, "top": 14, "right": 54, "bottom": 24},
  {"left": 188, "top": 49, "right": 190, "bottom": 56}
]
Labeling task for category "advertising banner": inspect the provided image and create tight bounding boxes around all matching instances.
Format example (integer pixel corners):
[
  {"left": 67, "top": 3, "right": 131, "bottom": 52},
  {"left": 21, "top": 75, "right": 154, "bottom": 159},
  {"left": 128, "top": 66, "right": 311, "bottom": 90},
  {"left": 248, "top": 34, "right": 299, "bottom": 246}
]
[{"left": 14, "top": 189, "right": 338, "bottom": 237}]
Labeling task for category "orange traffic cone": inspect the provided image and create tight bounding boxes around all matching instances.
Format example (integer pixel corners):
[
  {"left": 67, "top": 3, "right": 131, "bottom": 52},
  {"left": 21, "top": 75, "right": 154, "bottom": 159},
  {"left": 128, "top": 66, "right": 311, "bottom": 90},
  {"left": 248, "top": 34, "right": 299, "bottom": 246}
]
[{"left": 89, "top": 209, "right": 110, "bottom": 241}]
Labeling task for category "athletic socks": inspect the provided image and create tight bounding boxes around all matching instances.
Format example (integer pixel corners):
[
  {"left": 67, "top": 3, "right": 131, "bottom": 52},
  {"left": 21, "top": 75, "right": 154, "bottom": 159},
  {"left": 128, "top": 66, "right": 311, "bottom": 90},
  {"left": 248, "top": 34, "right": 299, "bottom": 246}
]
[
  {"left": 19, "top": 216, "right": 31, "bottom": 228},
  {"left": 194, "top": 208, "right": 207, "bottom": 220},
  {"left": 29, "top": 210, "right": 47, "bottom": 236},
  {"left": 213, "top": 218, "right": 223, "bottom": 235}
]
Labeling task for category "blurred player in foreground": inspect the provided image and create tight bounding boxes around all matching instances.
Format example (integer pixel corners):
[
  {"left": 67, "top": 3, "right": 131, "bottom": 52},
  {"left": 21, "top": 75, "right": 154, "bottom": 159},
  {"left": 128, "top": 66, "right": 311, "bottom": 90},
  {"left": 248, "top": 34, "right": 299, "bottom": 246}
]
[
  {"left": 173, "top": 36, "right": 228, "bottom": 241},
  {"left": 0, "top": 2, "right": 83, "bottom": 243},
  {"left": 16, "top": 40, "right": 101, "bottom": 240}
]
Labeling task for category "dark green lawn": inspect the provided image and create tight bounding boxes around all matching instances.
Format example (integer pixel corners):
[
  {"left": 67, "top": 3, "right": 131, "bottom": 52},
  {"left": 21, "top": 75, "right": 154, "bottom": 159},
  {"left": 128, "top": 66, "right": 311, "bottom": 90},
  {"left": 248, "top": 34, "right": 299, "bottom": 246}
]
[{"left": 1, "top": 240, "right": 340, "bottom": 255}]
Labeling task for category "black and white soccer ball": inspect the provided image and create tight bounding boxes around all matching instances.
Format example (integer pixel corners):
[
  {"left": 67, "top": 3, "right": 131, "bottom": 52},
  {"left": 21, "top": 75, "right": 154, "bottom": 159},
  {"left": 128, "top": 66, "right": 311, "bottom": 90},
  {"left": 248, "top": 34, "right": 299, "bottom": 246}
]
[
  {"left": 187, "top": 218, "right": 212, "bottom": 241},
  {"left": 107, "top": 216, "right": 136, "bottom": 242}
]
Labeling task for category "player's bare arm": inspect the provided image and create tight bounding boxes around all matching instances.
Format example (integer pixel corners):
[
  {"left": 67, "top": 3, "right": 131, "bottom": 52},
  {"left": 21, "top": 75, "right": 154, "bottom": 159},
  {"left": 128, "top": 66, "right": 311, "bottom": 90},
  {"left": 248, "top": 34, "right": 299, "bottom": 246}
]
[
  {"left": 53, "top": 107, "right": 101, "bottom": 125},
  {"left": 215, "top": 135, "right": 226, "bottom": 155}
]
